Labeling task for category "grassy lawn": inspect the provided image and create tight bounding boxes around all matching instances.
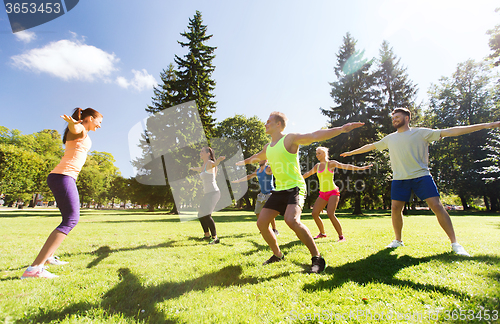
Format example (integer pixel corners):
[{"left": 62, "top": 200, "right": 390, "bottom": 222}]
[{"left": 1, "top": 208, "right": 499, "bottom": 323}]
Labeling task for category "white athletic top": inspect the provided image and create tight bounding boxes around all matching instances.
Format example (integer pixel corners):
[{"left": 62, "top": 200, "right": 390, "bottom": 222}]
[{"left": 373, "top": 128, "right": 442, "bottom": 180}]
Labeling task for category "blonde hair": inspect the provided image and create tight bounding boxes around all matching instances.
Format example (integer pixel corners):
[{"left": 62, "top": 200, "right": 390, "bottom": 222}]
[
  {"left": 270, "top": 111, "right": 288, "bottom": 129},
  {"left": 316, "top": 146, "right": 329, "bottom": 159}
]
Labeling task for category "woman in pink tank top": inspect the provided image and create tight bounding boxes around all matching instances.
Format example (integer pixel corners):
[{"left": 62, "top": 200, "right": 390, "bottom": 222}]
[{"left": 22, "top": 108, "right": 103, "bottom": 279}]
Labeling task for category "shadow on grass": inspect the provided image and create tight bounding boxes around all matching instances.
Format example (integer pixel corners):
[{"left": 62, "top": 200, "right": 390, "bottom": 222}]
[
  {"left": 83, "top": 241, "right": 193, "bottom": 269},
  {"left": 0, "top": 211, "right": 62, "bottom": 218},
  {"left": 23, "top": 265, "right": 291, "bottom": 323},
  {"left": 302, "top": 249, "right": 500, "bottom": 300},
  {"left": 240, "top": 238, "right": 305, "bottom": 259},
  {"left": 84, "top": 232, "right": 261, "bottom": 269}
]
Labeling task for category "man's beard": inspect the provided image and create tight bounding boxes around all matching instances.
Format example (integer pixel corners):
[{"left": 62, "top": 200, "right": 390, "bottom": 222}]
[{"left": 393, "top": 120, "right": 405, "bottom": 129}]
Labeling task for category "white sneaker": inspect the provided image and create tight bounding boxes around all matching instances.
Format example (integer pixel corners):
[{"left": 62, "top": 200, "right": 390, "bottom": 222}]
[
  {"left": 45, "top": 256, "right": 69, "bottom": 265},
  {"left": 21, "top": 266, "right": 58, "bottom": 279},
  {"left": 386, "top": 240, "right": 404, "bottom": 248},
  {"left": 452, "top": 243, "right": 470, "bottom": 257}
]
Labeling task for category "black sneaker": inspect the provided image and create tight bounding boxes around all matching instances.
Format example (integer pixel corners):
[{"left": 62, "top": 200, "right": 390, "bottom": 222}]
[
  {"left": 208, "top": 237, "right": 220, "bottom": 245},
  {"left": 310, "top": 256, "right": 326, "bottom": 273},
  {"left": 262, "top": 254, "right": 284, "bottom": 265},
  {"left": 273, "top": 229, "right": 279, "bottom": 236}
]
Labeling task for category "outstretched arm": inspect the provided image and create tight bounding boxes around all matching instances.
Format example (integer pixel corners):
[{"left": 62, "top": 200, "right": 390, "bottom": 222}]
[
  {"left": 190, "top": 166, "right": 203, "bottom": 172},
  {"left": 61, "top": 114, "right": 85, "bottom": 135},
  {"left": 340, "top": 143, "right": 376, "bottom": 157},
  {"left": 302, "top": 164, "right": 318, "bottom": 179},
  {"left": 329, "top": 160, "right": 373, "bottom": 171},
  {"left": 204, "top": 156, "right": 227, "bottom": 171},
  {"left": 235, "top": 145, "right": 268, "bottom": 166},
  {"left": 210, "top": 156, "right": 226, "bottom": 169},
  {"left": 232, "top": 172, "right": 257, "bottom": 183},
  {"left": 440, "top": 121, "right": 500, "bottom": 138},
  {"left": 293, "top": 122, "right": 365, "bottom": 146}
]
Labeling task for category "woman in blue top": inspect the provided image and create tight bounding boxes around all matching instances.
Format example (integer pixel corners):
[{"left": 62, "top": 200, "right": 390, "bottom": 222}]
[
  {"left": 232, "top": 160, "right": 279, "bottom": 235},
  {"left": 190, "top": 146, "right": 225, "bottom": 244}
]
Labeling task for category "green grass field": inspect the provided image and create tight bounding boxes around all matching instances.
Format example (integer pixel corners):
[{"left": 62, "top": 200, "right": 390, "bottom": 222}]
[{"left": 1, "top": 208, "right": 499, "bottom": 323}]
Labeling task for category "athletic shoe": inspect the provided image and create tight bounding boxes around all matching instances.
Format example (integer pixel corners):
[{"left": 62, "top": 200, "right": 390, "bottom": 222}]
[
  {"left": 262, "top": 254, "right": 284, "bottom": 265},
  {"left": 273, "top": 229, "right": 279, "bottom": 236},
  {"left": 21, "top": 266, "right": 58, "bottom": 279},
  {"left": 310, "top": 256, "right": 326, "bottom": 273},
  {"left": 208, "top": 237, "right": 220, "bottom": 245},
  {"left": 202, "top": 235, "right": 211, "bottom": 241},
  {"left": 452, "top": 243, "right": 470, "bottom": 257},
  {"left": 45, "top": 256, "right": 69, "bottom": 265},
  {"left": 314, "top": 233, "right": 327, "bottom": 239},
  {"left": 337, "top": 236, "right": 346, "bottom": 242},
  {"left": 386, "top": 240, "right": 404, "bottom": 248}
]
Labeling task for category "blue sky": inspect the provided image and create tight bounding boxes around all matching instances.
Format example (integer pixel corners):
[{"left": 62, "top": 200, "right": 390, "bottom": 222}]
[{"left": 0, "top": 0, "right": 498, "bottom": 178}]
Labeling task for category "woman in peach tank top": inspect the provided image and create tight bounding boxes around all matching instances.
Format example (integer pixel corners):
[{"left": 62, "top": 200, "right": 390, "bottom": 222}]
[
  {"left": 302, "top": 147, "right": 372, "bottom": 242},
  {"left": 22, "top": 108, "right": 103, "bottom": 279}
]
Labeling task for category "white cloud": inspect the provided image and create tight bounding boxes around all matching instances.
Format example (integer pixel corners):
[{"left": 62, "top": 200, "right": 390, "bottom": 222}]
[
  {"left": 116, "top": 76, "right": 130, "bottom": 88},
  {"left": 15, "top": 30, "right": 36, "bottom": 43},
  {"left": 116, "top": 69, "right": 157, "bottom": 91},
  {"left": 11, "top": 39, "right": 119, "bottom": 81}
]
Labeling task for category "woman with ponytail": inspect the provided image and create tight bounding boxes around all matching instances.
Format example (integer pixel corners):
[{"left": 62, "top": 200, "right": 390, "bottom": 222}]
[
  {"left": 302, "top": 147, "right": 372, "bottom": 242},
  {"left": 21, "top": 108, "right": 103, "bottom": 279},
  {"left": 189, "top": 146, "right": 225, "bottom": 244}
]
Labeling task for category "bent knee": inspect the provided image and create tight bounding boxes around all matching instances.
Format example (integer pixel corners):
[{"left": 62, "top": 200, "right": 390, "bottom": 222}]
[{"left": 284, "top": 218, "right": 301, "bottom": 229}]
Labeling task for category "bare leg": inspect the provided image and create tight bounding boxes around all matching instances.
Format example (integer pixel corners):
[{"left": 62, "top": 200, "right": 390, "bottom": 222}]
[
  {"left": 257, "top": 212, "right": 277, "bottom": 230},
  {"left": 311, "top": 197, "right": 328, "bottom": 234},
  {"left": 391, "top": 200, "right": 406, "bottom": 242},
  {"left": 326, "top": 195, "right": 342, "bottom": 237},
  {"left": 32, "top": 229, "right": 67, "bottom": 267},
  {"left": 283, "top": 204, "right": 319, "bottom": 256},
  {"left": 256, "top": 208, "right": 281, "bottom": 256},
  {"left": 425, "top": 196, "right": 457, "bottom": 243}
]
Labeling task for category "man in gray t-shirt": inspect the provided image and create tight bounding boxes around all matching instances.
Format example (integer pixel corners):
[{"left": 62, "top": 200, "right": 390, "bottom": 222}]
[{"left": 341, "top": 108, "right": 500, "bottom": 256}]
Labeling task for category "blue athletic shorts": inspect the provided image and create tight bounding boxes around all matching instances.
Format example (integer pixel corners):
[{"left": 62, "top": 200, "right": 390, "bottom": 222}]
[{"left": 391, "top": 175, "right": 439, "bottom": 202}]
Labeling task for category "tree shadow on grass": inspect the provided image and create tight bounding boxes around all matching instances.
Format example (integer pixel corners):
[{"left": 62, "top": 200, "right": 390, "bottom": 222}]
[
  {"left": 302, "top": 249, "right": 500, "bottom": 300},
  {"left": 1, "top": 240, "right": 199, "bottom": 273},
  {"left": 23, "top": 265, "right": 291, "bottom": 323},
  {"left": 0, "top": 211, "right": 62, "bottom": 218},
  {"left": 84, "top": 241, "right": 192, "bottom": 269},
  {"left": 84, "top": 234, "right": 262, "bottom": 269}
]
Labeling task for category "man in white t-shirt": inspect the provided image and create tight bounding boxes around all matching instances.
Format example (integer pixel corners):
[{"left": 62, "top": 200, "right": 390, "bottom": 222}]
[{"left": 341, "top": 108, "right": 500, "bottom": 256}]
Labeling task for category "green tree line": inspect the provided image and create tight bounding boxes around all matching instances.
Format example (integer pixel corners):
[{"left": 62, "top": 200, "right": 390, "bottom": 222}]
[{"left": 2, "top": 10, "right": 500, "bottom": 214}]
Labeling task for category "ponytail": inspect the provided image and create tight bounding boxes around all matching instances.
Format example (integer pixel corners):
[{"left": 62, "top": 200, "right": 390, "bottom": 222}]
[
  {"left": 63, "top": 107, "right": 102, "bottom": 144},
  {"left": 206, "top": 147, "right": 215, "bottom": 162},
  {"left": 203, "top": 146, "right": 217, "bottom": 172}
]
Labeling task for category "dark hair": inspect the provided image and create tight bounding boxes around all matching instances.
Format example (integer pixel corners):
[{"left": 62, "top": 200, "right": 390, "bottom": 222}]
[
  {"left": 391, "top": 108, "right": 411, "bottom": 120},
  {"left": 203, "top": 146, "right": 215, "bottom": 161},
  {"left": 63, "top": 107, "right": 102, "bottom": 144},
  {"left": 202, "top": 146, "right": 218, "bottom": 173}
]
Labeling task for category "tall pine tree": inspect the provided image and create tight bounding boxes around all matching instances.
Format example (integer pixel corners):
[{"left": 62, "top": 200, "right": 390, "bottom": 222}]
[
  {"left": 321, "top": 33, "right": 380, "bottom": 214},
  {"left": 147, "top": 11, "right": 217, "bottom": 138},
  {"left": 375, "top": 41, "right": 419, "bottom": 133},
  {"left": 172, "top": 10, "right": 217, "bottom": 138},
  {"left": 137, "top": 11, "right": 218, "bottom": 212},
  {"left": 146, "top": 63, "right": 177, "bottom": 114}
]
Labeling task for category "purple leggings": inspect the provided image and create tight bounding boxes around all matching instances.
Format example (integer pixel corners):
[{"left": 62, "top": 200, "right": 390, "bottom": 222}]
[{"left": 47, "top": 173, "right": 80, "bottom": 235}]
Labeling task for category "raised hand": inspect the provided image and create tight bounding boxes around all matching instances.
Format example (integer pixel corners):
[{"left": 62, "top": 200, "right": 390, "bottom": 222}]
[
  {"left": 340, "top": 151, "right": 351, "bottom": 158},
  {"left": 60, "top": 114, "right": 82, "bottom": 125},
  {"left": 341, "top": 122, "right": 365, "bottom": 133}
]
